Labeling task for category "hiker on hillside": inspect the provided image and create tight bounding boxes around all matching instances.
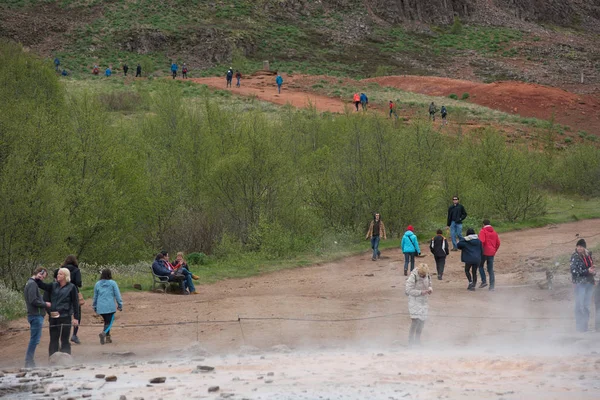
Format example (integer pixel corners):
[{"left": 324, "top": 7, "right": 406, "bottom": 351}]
[
  {"left": 275, "top": 73, "right": 283, "bottom": 94},
  {"left": 430, "top": 229, "right": 449, "bottom": 280},
  {"left": 405, "top": 263, "right": 432, "bottom": 346},
  {"left": 401, "top": 225, "right": 421, "bottom": 276},
  {"left": 457, "top": 228, "right": 483, "bottom": 291},
  {"left": 360, "top": 93, "right": 368, "bottom": 111},
  {"left": 123, "top": 63, "right": 129, "bottom": 77},
  {"left": 93, "top": 268, "right": 123, "bottom": 345},
  {"left": 136, "top": 63, "right": 142, "bottom": 77},
  {"left": 61, "top": 69, "right": 69, "bottom": 77},
  {"left": 92, "top": 65, "right": 99, "bottom": 75},
  {"left": 24, "top": 267, "right": 50, "bottom": 368},
  {"left": 35, "top": 268, "right": 80, "bottom": 356},
  {"left": 105, "top": 66, "right": 112, "bottom": 77},
  {"left": 226, "top": 68, "right": 234, "bottom": 88},
  {"left": 446, "top": 195, "right": 467, "bottom": 251},
  {"left": 182, "top": 63, "right": 188, "bottom": 79},
  {"left": 478, "top": 219, "right": 501, "bottom": 290},
  {"left": 365, "top": 213, "right": 387, "bottom": 261},
  {"left": 235, "top": 70, "right": 242, "bottom": 87},
  {"left": 171, "top": 62, "right": 178, "bottom": 79},
  {"left": 353, "top": 93, "right": 361, "bottom": 111},
  {"left": 429, "top": 102, "right": 437, "bottom": 121},
  {"left": 570, "top": 238, "right": 595, "bottom": 332},
  {"left": 441, "top": 105, "right": 448, "bottom": 125},
  {"left": 54, "top": 57, "right": 60, "bottom": 72},
  {"left": 389, "top": 100, "right": 398, "bottom": 119}
]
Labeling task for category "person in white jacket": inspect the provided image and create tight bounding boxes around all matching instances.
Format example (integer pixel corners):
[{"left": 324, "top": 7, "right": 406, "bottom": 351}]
[{"left": 405, "top": 263, "right": 432, "bottom": 345}]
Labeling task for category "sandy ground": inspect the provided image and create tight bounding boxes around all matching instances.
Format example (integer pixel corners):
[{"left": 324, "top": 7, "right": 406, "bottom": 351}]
[{"left": 1, "top": 220, "right": 600, "bottom": 398}]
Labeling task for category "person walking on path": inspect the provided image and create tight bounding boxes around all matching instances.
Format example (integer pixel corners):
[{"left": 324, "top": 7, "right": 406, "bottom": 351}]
[
  {"left": 430, "top": 229, "right": 449, "bottom": 280},
  {"left": 171, "top": 62, "right": 178, "bottom": 79},
  {"left": 182, "top": 63, "right": 188, "bottom": 79},
  {"left": 275, "top": 73, "right": 283, "bottom": 94},
  {"left": 136, "top": 63, "right": 142, "bottom": 77},
  {"left": 365, "top": 213, "right": 387, "bottom": 261},
  {"left": 56, "top": 255, "right": 82, "bottom": 344},
  {"left": 478, "top": 219, "right": 500, "bottom": 290},
  {"left": 105, "top": 66, "right": 112, "bottom": 77},
  {"left": 93, "top": 269, "right": 123, "bottom": 345},
  {"left": 235, "top": 70, "right": 242, "bottom": 87},
  {"left": 429, "top": 102, "right": 437, "bottom": 121},
  {"left": 570, "top": 238, "right": 595, "bottom": 332},
  {"left": 123, "top": 63, "right": 129, "bottom": 77},
  {"left": 401, "top": 225, "right": 421, "bottom": 276},
  {"left": 405, "top": 263, "right": 432, "bottom": 346},
  {"left": 441, "top": 105, "right": 448, "bottom": 125},
  {"left": 457, "top": 228, "right": 483, "bottom": 291},
  {"left": 389, "top": 100, "right": 399, "bottom": 119},
  {"left": 24, "top": 267, "right": 50, "bottom": 368},
  {"left": 360, "top": 93, "right": 368, "bottom": 111},
  {"left": 446, "top": 195, "right": 467, "bottom": 251},
  {"left": 353, "top": 93, "right": 360, "bottom": 111},
  {"left": 226, "top": 68, "right": 234, "bottom": 88},
  {"left": 54, "top": 57, "right": 60, "bottom": 72},
  {"left": 35, "top": 268, "right": 80, "bottom": 356}
]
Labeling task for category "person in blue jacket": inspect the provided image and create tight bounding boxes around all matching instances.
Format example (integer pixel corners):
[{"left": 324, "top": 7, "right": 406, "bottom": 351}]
[
  {"left": 360, "top": 93, "right": 368, "bottom": 111},
  {"left": 152, "top": 252, "right": 187, "bottom": 294},
  {"left": 105, "top": 67, "right": 112, "bottom": 77},
  {"left": 276, "top": 73, "right": 283, "bottom": 94},
  {"left": 171, "top": 62, "right": 178, "bottom": 79},
  {"left": 457, "top": 228, "right": 483, "bottom": 291},
  {"left": 93, "top": 269, "right": 123, "bottom": 345},
  {"left": 401, "top": 225, "right": 421, "bottom": 276}
]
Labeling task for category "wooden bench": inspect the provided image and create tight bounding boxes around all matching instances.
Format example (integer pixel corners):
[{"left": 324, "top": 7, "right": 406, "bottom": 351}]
[{"left": 151, "top": 268, "right": 184, "bottom": 293}]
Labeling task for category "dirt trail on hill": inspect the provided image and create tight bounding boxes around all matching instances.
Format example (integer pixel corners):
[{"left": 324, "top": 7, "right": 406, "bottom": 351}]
[{"left": 191, "top": 74, "right": 600, "bottom": 134}]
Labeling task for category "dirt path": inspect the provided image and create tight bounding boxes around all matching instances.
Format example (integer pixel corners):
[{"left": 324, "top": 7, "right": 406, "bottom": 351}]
[{"left": 2, "top": 219, "right": 599, "bottom": 367}]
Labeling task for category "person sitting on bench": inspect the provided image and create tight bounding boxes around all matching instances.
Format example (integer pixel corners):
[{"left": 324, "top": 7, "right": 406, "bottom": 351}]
[{"left": 151, "top": 253, "right": 189, "bottom": 294}]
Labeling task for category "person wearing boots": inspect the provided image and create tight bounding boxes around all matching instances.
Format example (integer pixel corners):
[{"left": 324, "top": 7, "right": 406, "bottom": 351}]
[
  {"left": 570, "top": 238, "right": 595, "bottom": 332},
  {"left": 93, "top": 268, "right": 123, "bottom": 344},
  {"left": 430, "top": 229, "right": 449, "bottom": 280},
  {"left": 457, "top": 228, "right": 483, "bottom": 291},
  {"left": 479, "top": 219, "right": 501, "bottom": 290},
  {"left": 401, "top": 225, "right": 420, "bottom": 276},
  {"left": 405, "top": 263, "right": 432, "bottom": 346},
  {"left": 365, "top": 213, "right": 387, "bottom": 261},
  {"left": 446, "top": 196, "right": 467, "bottom": 251}
]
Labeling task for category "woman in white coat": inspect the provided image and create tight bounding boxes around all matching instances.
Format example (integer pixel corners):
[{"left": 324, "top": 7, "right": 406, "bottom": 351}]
[{"left": 405, "top": 263, "right": 432, "bottom": 345}]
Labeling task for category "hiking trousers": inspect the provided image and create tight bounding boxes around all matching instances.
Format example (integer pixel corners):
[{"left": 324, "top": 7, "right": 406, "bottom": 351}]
[{"left": 464, "top": 263, "right": 478, "bottom": 287}]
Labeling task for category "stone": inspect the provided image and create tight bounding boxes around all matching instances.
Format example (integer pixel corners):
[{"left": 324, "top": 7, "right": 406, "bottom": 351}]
[
  {"left": 147, "top": 360, "right": 164, "bottom": 364},
  {"left": 265, "top": 380, "right": 273, "bottom": 384},
  {"left": 46, "top": 383, "right": 66, "bottom": 393},
  {"left": 82, "top": 395, "right": 92, "bottom": 398},
  {"left": 267, "top": 372, "right": 274, "bottom": 376},
  {"left": 149, "top": 377, "right": 166, "bottom": 384},
  {"left": 15, "top": 372, "right": 26, "bottom": 378},
  {"left": 119, "top": 396, "right": 127, "bottom": 400},
  {"left": 208, "top": 386, "right": 220, "bottom": 392},
  {"left": 197, "top": 365, "right": 215, "bottom": 372},
  {"left": 49, "top": 352, "right": 74, "bottom": 367},
  {"left": 133, "top": 284, "right": 142, "bottom": 290},
  {"left": 95, "top": 374, "right": 106, "bottom": 379},
  {"left": 33, "top": 388, "right": 45, "bottom": 394},
  {"left": 105, "top": 375, "right": 118, "bottom": 382}
]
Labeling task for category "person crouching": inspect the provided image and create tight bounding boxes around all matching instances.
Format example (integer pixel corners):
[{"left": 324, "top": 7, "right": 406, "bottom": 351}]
[{"left": 405, "top": 263, "right": 432, "bottom": 346}]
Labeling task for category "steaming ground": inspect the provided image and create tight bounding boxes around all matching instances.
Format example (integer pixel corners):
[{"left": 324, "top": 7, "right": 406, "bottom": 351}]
[{"left": 1, "top": 220, "right": 599, "bottom": 398}]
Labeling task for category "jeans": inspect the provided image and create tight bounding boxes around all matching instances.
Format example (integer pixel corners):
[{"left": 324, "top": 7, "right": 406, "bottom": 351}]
[
  {"left": 574, "top": 282, "right": 594, "bottom": 332},
  {"left": 465, "top": 263, "right": 477, "bottom": 287},
  {"left": 181, "top": 268, "right": 195, "bottom": 293},
  {"left": 361, "top": 101, "right": 367, "bottom": 111},
  {"left": 404, "top": 252, "right": 416, "bottom": 272},
  {"left": 370, "top": 236, "right": 381, "bottom": 260},
  {"left": 277, "top": 84, "right": 281, "bottom": 93},
  {"left": 479, "top": 256, "right": 495, "bottom": 288},
  {"left": 236, "top": 77, "right": 240, "bottom": 87},
  {"left": 434, "top": 256, "right": 446, "bottom": 279},
  {"left": 450, "top": 221, "right": 463, "bottom": 249},
  {"left": 49, "top": 316, "right": 72, "bottom": 356},
  {"left": 227, "top": 78, "right": 232, "bottom": 87},
  {"left": 25, "top": 315, "right": 44, "bottom": 367}
]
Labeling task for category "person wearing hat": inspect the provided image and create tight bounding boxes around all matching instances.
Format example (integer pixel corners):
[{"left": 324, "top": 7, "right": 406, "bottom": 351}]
[
  {"left": 570, "top": 238, "right": 595, "bottom": 332},
  {"left": 365, "top": 213, "right": 387, "bottom": 261},
  {"left": 401, "top": 225, "right": 420, "bottom": 276},
  {"left": 457, "top": 227, "right": 483, "bottom": 291}
]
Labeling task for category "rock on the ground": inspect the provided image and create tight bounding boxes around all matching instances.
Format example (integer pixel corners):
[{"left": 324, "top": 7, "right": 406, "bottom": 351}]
[
  {"left": 105, "top": 375, "right": 117, "bottom": 382},
  {"left": 95, "top": 374, "right": 106, "bottom": 379},
  {"left": 208, "top": 386, "right": 220, "bottom": 392},
  {"left": 149, "top": 377, "right": 166, "bottom": 384},
  {"left": 197, "top": 365, "right": 215, "bottom": 372},
  {"left": 46, "top": 383, "right": 66, "bottom": 393},
  {"left": 49, "top": 352, "right": 73, "bottom": 366}
]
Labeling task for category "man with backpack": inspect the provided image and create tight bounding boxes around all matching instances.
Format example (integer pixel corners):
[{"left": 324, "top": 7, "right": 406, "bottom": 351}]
[
  {"left": 441, "top": 105, "right": 448, "bottom": 125},
  {"left": 171, "top": 62, "right": 178, "bottom": 79},
  {"left": 360, "top": 93, "right": 368, "bottom": 111},
  {"left": 182, "top": 63, "right": 188, "bottom": 79},
  {"left": 226, "top": 68, "right": 234, "bottom": 88},
  {"left": 430, "top": 229, "right": 450, "bottom": 280},
  {"left": 275, "top": 73, "right": 283, "bottom": 93},
  {"left": 136, "top": 63, "right": 142, "bottom": 77},
  {"left": 429, "top": 102, "right": 437, "bottom": 121},
  {"left": 123, "top": 63, "right": 129, "bottom": 77}
]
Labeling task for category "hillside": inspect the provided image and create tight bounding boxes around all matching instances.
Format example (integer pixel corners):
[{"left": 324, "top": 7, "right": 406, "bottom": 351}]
[{"left": 1, "top": 0, "right": 599, "bottom": 92}]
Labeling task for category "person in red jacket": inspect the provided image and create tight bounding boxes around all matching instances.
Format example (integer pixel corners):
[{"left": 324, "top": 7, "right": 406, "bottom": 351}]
[
  {"left": 353, "top": 93, "right": 360, "bottom": 112},
  {"left": 478, "top": 219, "right": 500, "bottom": 290}
]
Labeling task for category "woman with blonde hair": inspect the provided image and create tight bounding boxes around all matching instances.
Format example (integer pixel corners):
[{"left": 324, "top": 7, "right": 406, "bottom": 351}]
[{"left": 405, "top": 263, "right": 432, "bottom": 345}]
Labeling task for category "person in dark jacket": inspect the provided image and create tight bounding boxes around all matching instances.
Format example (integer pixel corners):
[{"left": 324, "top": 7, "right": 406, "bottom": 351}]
[
  {"left": 479, "top": 219, "right": 501, "bottom": 290},
  {"left": 446, "top": 196, "right": 467, "bottom": 251},
  {"left": 57, "top": 255, "right": 82, "bottom": 344},
  {"left": 136, "top": 63, "right": 142, "bottom": 77},
  {"left": 429, "top": 229, "right": 449, "bottom": 280},
  {"left": 93, "top": 269, "right": 123, "bottom": 345},
  {"left": 570, "top": 239, "right": 595, "bottom": 332},
  {"left": 24, "top": 267, "right": 50, "bottom": 368},
  {"left": 457, "top": 228, "right": 482, "bottom": 291},
  {"left": 152, "top": 253, "right": 187, "bottom": 294},
  {"left": 235, "top": 70, "right": 242, "bottom": 87},
  {"left": 36, "top": 268, "right": 80, "bottom": 356},
  {"left": 365, "top": 213, "right": 387, "bottom": 261},
  {"left": 123, "top": 63, "right": 129, "bottom": 76},
  {"left": 360, "top": 93, "right": 368, "bottom": 111}
]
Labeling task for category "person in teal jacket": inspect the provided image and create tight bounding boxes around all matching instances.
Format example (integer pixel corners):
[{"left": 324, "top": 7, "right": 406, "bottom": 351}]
[
  {"left": 401, "top": 225, "right": 421, "bottom": 276},
  {"left": 93, "top": 269, "right": 123, "bottom": 345},
  {"left": 276, "top": 73, "right": 283, "bottom": 94}
]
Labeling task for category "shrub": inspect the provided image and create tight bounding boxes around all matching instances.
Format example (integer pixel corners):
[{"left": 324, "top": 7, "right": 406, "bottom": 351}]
[
  {"left": 187, "top": 252, "right": 208, "bottom": 265},
  {"left": 448, "top": 93, "right": 458, "bottom": 100},
  {"left": 0, "top": 282, "right": 25, "bottom": 325},
  {"left": 98, "top": 91, "right": 142, "bottom": 112},
  {"left": 450, "top": 16, "right": 463, "bottom": 35},
  {"left": 578, "top": 131, "right": 588, "bottom": 139},
  {"left": 461, "top": 92, "right": 470, "bottom": 100},
  {"left": 564, "top": 137, "right": 573, "bottom": 143}
]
